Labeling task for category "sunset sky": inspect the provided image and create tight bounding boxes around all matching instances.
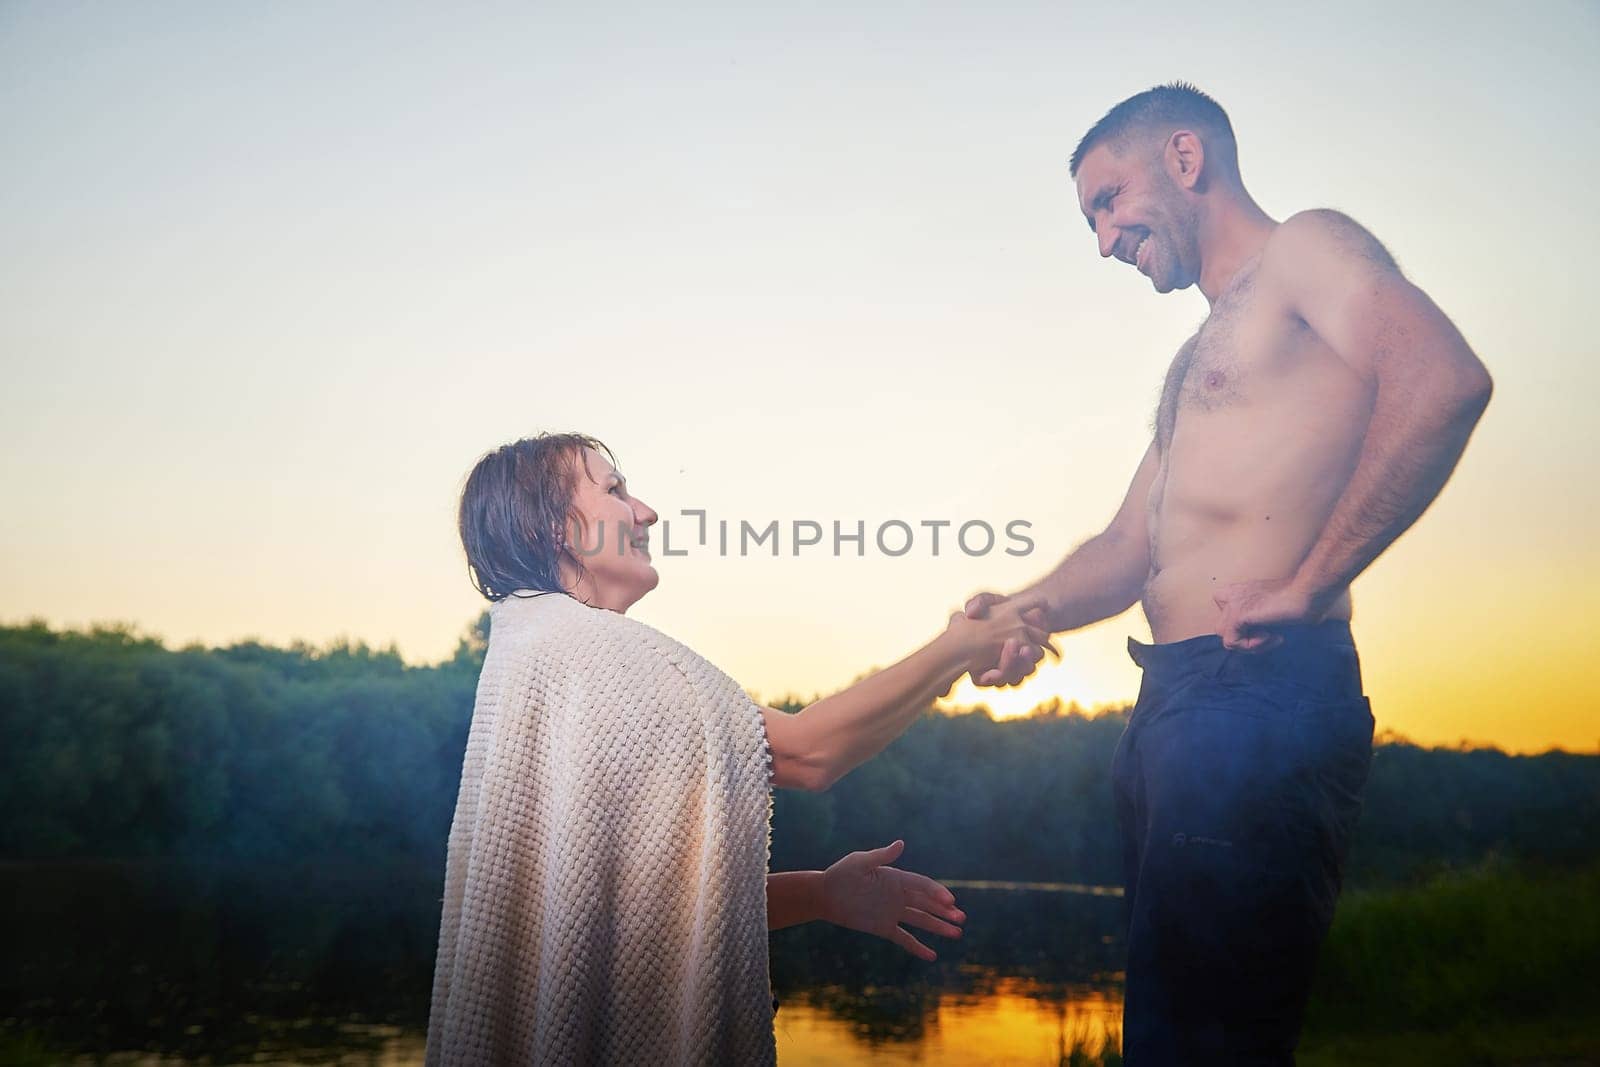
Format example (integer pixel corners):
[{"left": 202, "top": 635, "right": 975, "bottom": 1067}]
[{"left": 2, "top": 1, "right": 1595, "bottom": 753}]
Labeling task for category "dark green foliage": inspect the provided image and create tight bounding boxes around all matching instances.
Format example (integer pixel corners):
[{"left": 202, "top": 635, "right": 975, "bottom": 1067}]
[
  {"left": 771, "top": 704, "right": 1130, "bottom": 884},
  {"left": 1306, "top": 862, "right": 1600, "bottom": 1032},
  {"left": 772, "top": 702, "right": 1600, "bottom": 888},
  {"left": 1347, "top": 739, "right": 1600, "bottom": 883},
  {"left": 0, "top": 619, "right": 484, "bottom": 866},
  {"left": 1, "top": 620, "right": 1597, "bottom": 888}
]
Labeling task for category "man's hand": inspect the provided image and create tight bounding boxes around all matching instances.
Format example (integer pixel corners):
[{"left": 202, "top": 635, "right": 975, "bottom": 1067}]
[
  {"left": 820, "top": 840, "right": 965, "bottom": 961},
  {"left": 964, "top": 591, "right": 1054, "bottom": 687},
  {"left": 1213, "top": 578, "right": 1324, "bottom": 652}
]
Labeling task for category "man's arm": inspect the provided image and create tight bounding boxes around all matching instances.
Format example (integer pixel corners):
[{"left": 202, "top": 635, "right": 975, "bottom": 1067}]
[
  {"left": 762, "top": 596, "right": 1049, "bottom": 789},
  {"left": 1028, "top": 439, "right": 1159, "bottom": 632},
  {"left": 1215, "top": 210, "right": 1493, "bottom": 647},
  {"left": 969, "top": 440, "right": 1158, "bottom": 685}
]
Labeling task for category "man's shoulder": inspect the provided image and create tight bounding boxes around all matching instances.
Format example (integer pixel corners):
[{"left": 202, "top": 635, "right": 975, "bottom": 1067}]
[{"left": 1263, "top": 209, "right": 1399, "bottom": 279}]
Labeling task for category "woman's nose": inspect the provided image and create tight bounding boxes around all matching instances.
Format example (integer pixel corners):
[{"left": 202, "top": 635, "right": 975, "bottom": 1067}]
[{"left": 634, "top": 498, "right": 659, "bottom": 527}]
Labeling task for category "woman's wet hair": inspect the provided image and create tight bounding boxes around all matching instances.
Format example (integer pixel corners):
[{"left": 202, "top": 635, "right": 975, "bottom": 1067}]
[{"left": 458, "top": 432, "right": 615, "bottom": 601}]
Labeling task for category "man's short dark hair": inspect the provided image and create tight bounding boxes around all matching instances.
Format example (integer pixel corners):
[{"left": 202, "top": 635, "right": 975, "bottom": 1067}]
[{"left": 1069, "top": 81, "right": 1239, "bottom": 180}]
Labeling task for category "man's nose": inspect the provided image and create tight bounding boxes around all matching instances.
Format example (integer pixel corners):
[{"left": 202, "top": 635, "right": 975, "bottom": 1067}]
[
  {"left": 634, "top": 499, "right": 659, "bottom": 527},
  {"left": 1098, "top": 228, "right": 1118, "bottom": 259}
]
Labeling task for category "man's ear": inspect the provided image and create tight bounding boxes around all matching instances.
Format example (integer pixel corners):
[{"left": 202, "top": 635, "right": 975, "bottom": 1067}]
[{"left": 1164, "top": 129, "right": 1206, "bottom": 191}]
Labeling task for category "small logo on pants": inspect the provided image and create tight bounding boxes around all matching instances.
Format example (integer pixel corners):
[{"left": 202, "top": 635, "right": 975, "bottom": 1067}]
[{"left": 1172, "top": 833, "right": 1232, "bottom": 849}]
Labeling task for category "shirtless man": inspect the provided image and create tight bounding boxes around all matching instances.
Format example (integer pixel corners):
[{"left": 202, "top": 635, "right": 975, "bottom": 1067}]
[{"left": 965, "top": 83, "right": 1492, "bottom": 1065}]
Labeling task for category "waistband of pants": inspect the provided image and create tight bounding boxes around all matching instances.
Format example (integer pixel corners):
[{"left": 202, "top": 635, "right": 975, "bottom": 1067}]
[{"left": 1127, "top": 619, "right": 1357, "bottom": 689}]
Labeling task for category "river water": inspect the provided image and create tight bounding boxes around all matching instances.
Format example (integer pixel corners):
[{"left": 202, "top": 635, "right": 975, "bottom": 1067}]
[{"left": 1, "top": 863, "right": 1126, "bottom": 1065}]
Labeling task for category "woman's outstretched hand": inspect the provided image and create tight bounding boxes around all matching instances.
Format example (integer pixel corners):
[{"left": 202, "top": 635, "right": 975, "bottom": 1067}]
[
  {"left": 820, "top": 840, "right": 965, "bottom": 961},
  {"left": 947, "top": 592, "right": 1058, "bottom": 686}
]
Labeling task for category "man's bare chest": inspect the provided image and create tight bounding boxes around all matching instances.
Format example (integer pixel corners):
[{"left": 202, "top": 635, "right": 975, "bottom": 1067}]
[{"left": 1154, "top": 268, "right": 1309, "bottom": 451}]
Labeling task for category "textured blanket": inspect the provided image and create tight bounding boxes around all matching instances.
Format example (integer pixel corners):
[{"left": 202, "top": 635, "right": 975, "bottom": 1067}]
[{"left": 425, "top": 592, "right": 777, "bottom": 1066}]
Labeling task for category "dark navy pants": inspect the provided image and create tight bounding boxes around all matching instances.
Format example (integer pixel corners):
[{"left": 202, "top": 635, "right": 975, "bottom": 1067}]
[{"left": 1111, "top": 620, "right": 1374, "bottom": 1066}]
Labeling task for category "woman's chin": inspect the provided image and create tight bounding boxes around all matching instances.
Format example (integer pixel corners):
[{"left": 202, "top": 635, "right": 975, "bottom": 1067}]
[
  {"left": 615, "top": 567, "right": 660, "bottom": 614},
  {"left": 638, "top": 565, "right": 661, "bottom": 597}
]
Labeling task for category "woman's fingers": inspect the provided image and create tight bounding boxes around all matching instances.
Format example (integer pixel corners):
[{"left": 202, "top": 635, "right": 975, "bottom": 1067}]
[
  {"left": 1000, "top": 643, "right": 1034, "bottom": 683},
  {"left": 904, "top": 882, "right": 963, "bottom": 921},
  {"left": 964, "top": 591, "right": 1003, "bottom": 618},
  {"left": 891, "top": 925, "right": 936, "bottom": 961},
  {"left": 1022, "top": 627, "right": 1061, "bottom": 662},
  {"left": 860, "top": 839, "right": 905, "bottom": 866},
  {"left": 976, "top": 635, "right": 1050, "bottom": 687},
  {"left": 985, "top": 638, "right": 1017, "bottom": 683},
  {"left": 906, "top": 873, "right": 958, "bottom": 907},
  {"left": 901, "top": 907, "right": 962, "bottom": 939}
]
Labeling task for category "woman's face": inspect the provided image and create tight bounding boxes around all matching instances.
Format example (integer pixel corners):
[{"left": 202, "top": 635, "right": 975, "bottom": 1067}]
[{"left": 560, "top": 447, "right": 660, "bottom": 613}]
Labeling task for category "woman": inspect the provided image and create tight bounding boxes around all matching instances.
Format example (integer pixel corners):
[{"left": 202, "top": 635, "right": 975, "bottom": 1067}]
[{"left": 426, "top": 433, "right": 1049, "bottom": 1066}]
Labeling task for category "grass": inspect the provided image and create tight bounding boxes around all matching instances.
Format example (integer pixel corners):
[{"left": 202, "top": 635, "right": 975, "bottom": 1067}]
[
  {"left": 1298, "top": 861, "right": 1600, "bottom": 1065},
  {"left": 1042, "top": 863, "right": 1600, "bottom": 1067},
  {"left": 1058, "top": 1018, "right": 1122, "bottom": 1067},
  {"left": 1300, "top": 1012, "right": 1600, "bottom": 1066},
  {"left": 0, "top": 1030, "right": 63, "bottom": 1067}
]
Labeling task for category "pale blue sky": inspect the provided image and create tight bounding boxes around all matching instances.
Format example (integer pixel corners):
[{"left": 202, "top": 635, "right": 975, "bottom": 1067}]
[{"left": 3, "top": 1, "right": 1596, "bottom": 748}]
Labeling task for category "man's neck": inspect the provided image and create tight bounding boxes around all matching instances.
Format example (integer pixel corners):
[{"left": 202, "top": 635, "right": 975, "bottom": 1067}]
[{"left": 1196, "top": 194, "right": 1278, "bottom": 304}]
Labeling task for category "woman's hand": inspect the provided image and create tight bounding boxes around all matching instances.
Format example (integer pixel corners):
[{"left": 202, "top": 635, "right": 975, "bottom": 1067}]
[
  {"left": 945, "top": 592, "right": 1057, "bottom": 682},
  {"left": 760, "top": 594, "right": 1057, "bottom": 793},
  {"left": 820, "top": 840, "right": 965, "bottom": 961}
]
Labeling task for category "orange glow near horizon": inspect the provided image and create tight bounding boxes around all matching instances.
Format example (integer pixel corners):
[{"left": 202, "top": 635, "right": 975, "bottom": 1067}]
[{"left": 774, "top": 979, "right": 1123, "bottom": 1066}]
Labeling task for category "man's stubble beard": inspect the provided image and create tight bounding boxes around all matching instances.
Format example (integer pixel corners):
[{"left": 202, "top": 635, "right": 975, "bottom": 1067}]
[{"left": 1149, "top": 168, "right": 1201, "bottom": 293}]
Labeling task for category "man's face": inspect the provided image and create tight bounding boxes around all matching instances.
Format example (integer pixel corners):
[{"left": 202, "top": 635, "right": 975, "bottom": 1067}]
[{"left": 1074, "top": 141, "right": 1199, "bottom": 294}]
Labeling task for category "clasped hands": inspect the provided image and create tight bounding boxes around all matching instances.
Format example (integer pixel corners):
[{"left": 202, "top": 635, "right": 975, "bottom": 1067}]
[{"left": 952, "top": 591, "right": 1057, "bottom": 688}]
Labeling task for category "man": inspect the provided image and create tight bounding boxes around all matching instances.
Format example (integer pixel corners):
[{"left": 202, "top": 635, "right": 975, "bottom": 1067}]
[{"left": 966, "top": 83, "right": 1492, "bottom": 1064}]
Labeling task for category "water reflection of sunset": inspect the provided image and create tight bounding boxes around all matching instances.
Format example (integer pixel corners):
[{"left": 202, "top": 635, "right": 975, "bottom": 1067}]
[{"left": 775, "top": 977, "right": 1123, "bottom": 1066}]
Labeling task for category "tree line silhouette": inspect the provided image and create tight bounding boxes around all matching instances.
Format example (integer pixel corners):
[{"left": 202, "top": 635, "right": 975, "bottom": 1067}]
[{"left": 3, "top": 617, "right": 1596, "bottom": 887}]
